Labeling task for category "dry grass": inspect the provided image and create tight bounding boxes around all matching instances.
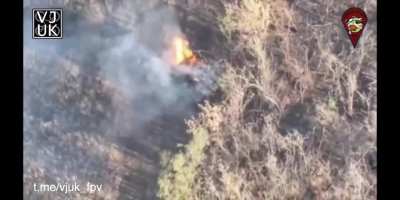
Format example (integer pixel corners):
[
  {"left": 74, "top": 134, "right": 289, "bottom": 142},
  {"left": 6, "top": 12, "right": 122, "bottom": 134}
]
[
  {"left": 158, "top": 114, "right": 210, "bottom": 200},
  {"left": 158, "top": 0, "right": 376, "bottom": 199}
]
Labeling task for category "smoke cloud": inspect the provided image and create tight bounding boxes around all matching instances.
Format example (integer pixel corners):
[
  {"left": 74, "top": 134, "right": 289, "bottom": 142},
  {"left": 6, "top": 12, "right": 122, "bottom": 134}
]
[{"left": 23, "top": 1, "right": 213, "bottom": 199}]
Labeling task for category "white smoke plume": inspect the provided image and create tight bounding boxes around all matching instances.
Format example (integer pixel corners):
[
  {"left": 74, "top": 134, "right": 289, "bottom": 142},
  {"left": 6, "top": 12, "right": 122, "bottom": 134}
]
[{"left": 23, "top": 1, "right": 215, "bottom": 199}]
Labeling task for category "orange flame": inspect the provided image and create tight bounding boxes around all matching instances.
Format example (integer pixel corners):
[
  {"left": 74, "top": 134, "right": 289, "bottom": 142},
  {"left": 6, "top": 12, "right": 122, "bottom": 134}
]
[{"left": 171, "top": 36, "right": 198, "bottom": 66}]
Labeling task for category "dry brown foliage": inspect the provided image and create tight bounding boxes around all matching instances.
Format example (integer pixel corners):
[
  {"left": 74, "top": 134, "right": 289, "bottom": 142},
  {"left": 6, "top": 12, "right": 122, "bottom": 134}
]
[{"left": 159, "top": 0, "right": 376, "bottom": 199}]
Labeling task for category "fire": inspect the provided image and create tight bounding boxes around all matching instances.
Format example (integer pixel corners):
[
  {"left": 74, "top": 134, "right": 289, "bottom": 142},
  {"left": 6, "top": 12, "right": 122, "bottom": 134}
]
[{"left": 171, "top": 36, "right": 198, "bottom": 66}]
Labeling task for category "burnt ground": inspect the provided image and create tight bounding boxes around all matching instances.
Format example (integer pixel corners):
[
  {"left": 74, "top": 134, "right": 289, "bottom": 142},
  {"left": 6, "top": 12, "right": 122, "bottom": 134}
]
[
  {"left": 24, "top": 0, "right": 377, "bottom": 199},
  {"left": 23, "top": 2, "right": 219, "bottom": 199}
]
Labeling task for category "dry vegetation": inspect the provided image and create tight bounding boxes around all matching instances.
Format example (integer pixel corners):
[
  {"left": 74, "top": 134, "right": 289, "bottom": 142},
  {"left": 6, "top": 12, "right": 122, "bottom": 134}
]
[
  {"left": 23, "top": 0, "right": 376, "bottom": 199},
  {"left": 158, "top": 0, "right": 377, "bottom": 199}
]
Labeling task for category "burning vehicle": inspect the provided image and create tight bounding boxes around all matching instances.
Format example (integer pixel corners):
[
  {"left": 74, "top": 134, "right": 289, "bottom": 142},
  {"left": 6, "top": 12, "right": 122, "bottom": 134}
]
[
  {"left": 161, "top": 32, "right": 217, "bottom": 97},
  {"left": 169, "top": 36, "right": 198, "bottom": 66},
  {"left": 163, "top": 34, "right": 202, "bottom": 74}
]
